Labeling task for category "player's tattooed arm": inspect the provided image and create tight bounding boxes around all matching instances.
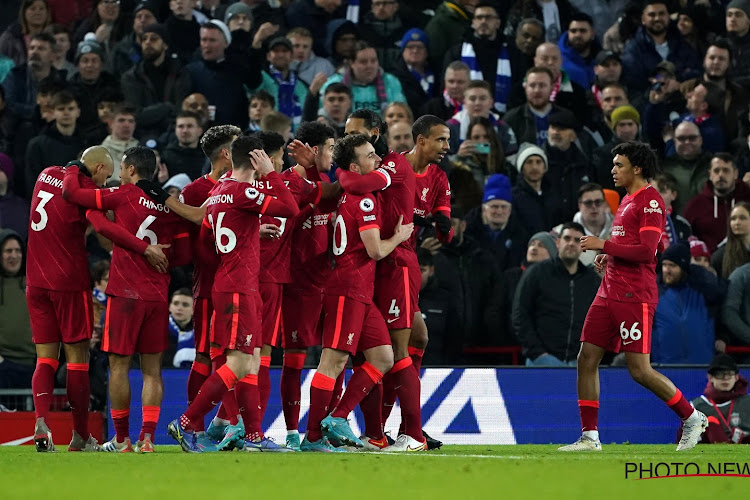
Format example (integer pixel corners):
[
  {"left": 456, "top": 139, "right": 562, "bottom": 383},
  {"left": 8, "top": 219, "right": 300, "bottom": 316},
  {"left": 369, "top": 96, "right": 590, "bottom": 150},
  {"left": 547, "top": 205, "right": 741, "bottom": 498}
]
[{"left": 361, "top": 215, "right": 414, "bottom": 261}]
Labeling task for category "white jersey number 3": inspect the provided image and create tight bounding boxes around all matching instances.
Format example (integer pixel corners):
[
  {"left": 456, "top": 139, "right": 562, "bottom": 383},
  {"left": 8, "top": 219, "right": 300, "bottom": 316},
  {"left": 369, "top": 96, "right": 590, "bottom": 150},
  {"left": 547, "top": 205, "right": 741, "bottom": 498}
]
[{"left": 31, "top": 190, "right": 55, "bottom": 232}]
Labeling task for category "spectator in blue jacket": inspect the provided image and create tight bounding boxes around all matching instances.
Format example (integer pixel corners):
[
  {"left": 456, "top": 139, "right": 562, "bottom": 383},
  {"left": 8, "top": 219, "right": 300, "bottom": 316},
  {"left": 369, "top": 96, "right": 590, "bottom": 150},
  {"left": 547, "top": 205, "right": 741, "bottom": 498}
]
[
  {"left": 621, "top": 1, "right": 701, "bottom": 93},
  {"left": 652, "top": 243, "right": 726, "bottom": 364},
  {"left": 558, "top": 12, "right": 601, "bottom": 89}
]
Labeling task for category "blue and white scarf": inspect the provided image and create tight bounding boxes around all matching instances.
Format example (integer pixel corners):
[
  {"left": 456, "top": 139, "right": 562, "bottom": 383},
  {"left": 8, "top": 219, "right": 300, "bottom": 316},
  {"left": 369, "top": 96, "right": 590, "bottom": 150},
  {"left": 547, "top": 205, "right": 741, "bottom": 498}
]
[
  {"left": 409, "top": 66, "right": 435, "bottom": 98},
  {"left": 347, "top": 0, "right": 359, "bottom": 23},
  {"left": 461, "top": 42, "right": 512, "bottom": 113},
  {"left": 168, "top": 315, "right": 195, "bottom": 368},
  {"left": 269, "top": 66, "right": 302, "bottom": 127}
]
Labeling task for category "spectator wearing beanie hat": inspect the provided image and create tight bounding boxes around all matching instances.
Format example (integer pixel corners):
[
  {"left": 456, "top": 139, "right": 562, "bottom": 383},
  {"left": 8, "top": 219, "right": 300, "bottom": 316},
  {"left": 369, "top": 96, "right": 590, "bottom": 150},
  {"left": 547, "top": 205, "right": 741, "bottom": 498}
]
[
  {"left": 512, "top": 142, "right": 563, "bottom": 234},
  {"left": 110, "top": 1, "right": 162, "bottom": 76},
  {"left": 688, "top": 236, "right": 712, "bottom": 269},
  {"left": 464, "top": 173, "right": 529, "bottom": 270},
  {"left": 592, "top": 104, "right": 640, "bottom": 191},
  {"left": 390, "top": 28, "right": 436, "bottom": 113},
  {"left": 652, "top": 242, "right": 725, "bottom": 364},
  {"left": 727, "top": 0, "right": 750, "bottom": 88},
  {"left": 0, "top": 153, "right": 29, "bottom": 241},
  {"left": 69, "top": 39, "right": 121, "bottom": 137},
  {"left": 513, "top": 221, "right": 600, "bottom": 366},
  {"left": 543, "top": 108, "right": 592, "bottom": 222},
  {"left": 224, "top": 2, "right": 253, "bottom": 32}
]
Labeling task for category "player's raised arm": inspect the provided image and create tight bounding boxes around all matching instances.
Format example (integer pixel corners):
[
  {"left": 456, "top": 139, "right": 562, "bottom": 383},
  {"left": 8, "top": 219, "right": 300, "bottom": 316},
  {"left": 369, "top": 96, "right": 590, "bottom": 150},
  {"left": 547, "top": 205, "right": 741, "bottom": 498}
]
[
  {"left": 136, "top": 179, "right": 208, "bottom": 225},
  {"left": 251, "top": 150, "right": 299, "bottom": 218},
  {"left": 360, "top": 214, "right": 414, "bottom": 261}
]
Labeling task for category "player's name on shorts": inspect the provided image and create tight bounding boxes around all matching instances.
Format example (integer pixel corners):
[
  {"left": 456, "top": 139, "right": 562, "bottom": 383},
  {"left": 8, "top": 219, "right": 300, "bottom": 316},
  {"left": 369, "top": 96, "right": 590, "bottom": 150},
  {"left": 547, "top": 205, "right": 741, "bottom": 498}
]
[
  {"left": 139, "top": 196, "right": 170, "bottom": 213},
  {"left": 38, "top": 173, "right": 63, "bottom": 189},
  {"left": 612, "top": 225, "right": 625, "bottom": 237},
  {"left": 207, "top": 193, "right": 234, "bottom": 205}
]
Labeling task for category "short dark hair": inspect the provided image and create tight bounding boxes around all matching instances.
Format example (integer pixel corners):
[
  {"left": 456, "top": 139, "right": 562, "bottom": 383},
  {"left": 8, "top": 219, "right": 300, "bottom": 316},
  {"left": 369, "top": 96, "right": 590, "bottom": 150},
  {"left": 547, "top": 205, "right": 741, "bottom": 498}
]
[
  {"left": 560, "top": 221, "right": 585, "bottom": 236},
  {"left": 600, "top": 82, "right": 627, "bottom": 94},
  {"left": 712, "top": 152, "right": 736, "bottom": 168},
  {"left": 348, "top": 109, "right": 387, "bottom": 135},
  {"left": 699, "top": 81, "right": 723, "bottom": 115},
  {"left": 417, "top": 247, "right": 433, "bottom": 267},
  {"left": 412, "top": 115, "right": 446, "bottom": 142},
  {"left": 526, "top": 66, "right": 555, "bottom": 83},
  {"left": 466, "top": 80, "right": 492, "bottom": 94},
  {"left": 709, "top": 37, "right": 731, "bottom": 56},
  {"left": 170, "top": 287, "right": 193, "bottom": 301},
  {"left": 517, "top": 18, "right": 545, "bottom": 37},
  {"left": 30, "top": 32, "right": 56, "bottom": 48},
  {"left": 250, "top": 89, "right": 275, "bottom": 108},
  {"left": 230, "top": 134, "right": 264, "bottom": 170},
  {"left": 50, "top": 90, "right": 77, "bottom": 107},
  {"left": 256, "top": 131, "right": 286, "bottom": 156},
  {"left": 295, "top": 121, "right": 336, "bottom": 148},
  {"left": 200, "top": 125, "right": 242, "bottom": 161},
  {"left": 176, "top": 110, "right": 202, "bottom": 125},
  {"left": 37, "top": 77, "right": 66, "bottom": 96},
  {"left": 90, "top": 259, "right": 109, "bottom": 286},
  {"left": 111, "top": 103, "right": 138, "bottom": 119},
  {"left": 611, "top": 141, "right": 659, "bottom": 180},
  {"left": 642, "top": 0, "right": 668, "bottom": 13},
  {"left": 122, "top": 146, "right": 157, "bottom": 180},
  {"left": 569, "top": 12, "right": 594, "bottom": 27},
  {"left": 324, "top": 82, "right": 352, "bottom": 97},
  {"left": 653, "top": 172, "right": 679, "bottom": 192},
  {"left": 333, "top": 134, "right": 370, "bottom": 171},
  {"left": 577, "top": 182, "right": 604, "bottom": 200}
]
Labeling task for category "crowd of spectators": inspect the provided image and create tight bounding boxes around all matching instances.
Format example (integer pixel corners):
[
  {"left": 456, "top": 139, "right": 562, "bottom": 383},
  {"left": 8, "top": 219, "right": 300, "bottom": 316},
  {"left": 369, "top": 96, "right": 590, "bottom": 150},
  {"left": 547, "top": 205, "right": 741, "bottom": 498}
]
[{"left": 4, "top": 0, "right": 750, "bottom": 399}]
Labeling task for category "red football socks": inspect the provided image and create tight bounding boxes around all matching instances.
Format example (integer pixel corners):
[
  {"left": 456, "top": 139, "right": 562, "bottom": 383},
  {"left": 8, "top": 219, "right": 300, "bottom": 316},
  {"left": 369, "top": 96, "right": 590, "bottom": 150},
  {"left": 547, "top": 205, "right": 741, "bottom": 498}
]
[
  {"left": 381, "top": 371, "right": 397, "bottom": 425},
  {"left": 408, "top": 347, "right": 424, "bottom": 374},
  {"left": 578, "top": 399, "right": 599, "bottom": 432},
  {"left": 258, "top": 356, "right": 271, "bottom": 420},
  {"left": 111, "top": 408, "right": 130, "bottom": 442},
  {"left": 359, "top": 380, "right": 384, "bottom": 439},
  {"left": 306, "top": 372, "right": 335, "bottom": 442},
  {"left": 236, "top": 374, "right": 263, "bottom": 441},
  {"left": 281, "top": 352, "right": 306, "bottom": 430},
  {"left": 140, "top": 405, "right": 160, "bottom": 441},
  {"left": 329, "top": 370, "right": 344, "bottom": 410},
  {"left": 392, "top": 357, "right": 423, "bottom": 441},
  {"left": 332, "top": 362, "right": 383, "bottom": 419},
  {"left": 66, "top": 362, "right": 89, "bottom": 437},
  {"left": 666, "top": 389, "right": 694, "bottom": 420},
  {"left": 181, "top": 364, "right": 237, "bottom": 431},
  {"left": 32, "top": 358, "right": 58, "bottom": 421},
  {"left": 186, "top": 361, "right": 210, "bottom": 431}
]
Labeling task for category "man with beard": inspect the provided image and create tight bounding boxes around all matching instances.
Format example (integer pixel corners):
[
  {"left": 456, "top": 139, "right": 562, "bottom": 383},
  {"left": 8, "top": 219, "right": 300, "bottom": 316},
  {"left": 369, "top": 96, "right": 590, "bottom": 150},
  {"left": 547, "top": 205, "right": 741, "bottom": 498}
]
[
  {"left": 661, "top": 121, "right": 712, "bottom": 214},
  {"left": 344, "top": 109, "right": 389, "bottom": 158},
  {"left": 621, "top": 1, "right": 701, "bottom": 93},
  {"left": 688, "top": 354, "right": 750, "bottom": 444},
  {"left": 684, "top": 153, "right": 750, "bottom": 252},
  {"left": 726, "top": 0, "right": 750, "bottom": 89},
  {"left": 559, "top": 12, "right": 601, "bottom": 89},
  {"left": 680, "top": 38, "right": 748, "bottom": 143},
  {"left": 387, "top": 121, "right": 414, "bottom": 153},
  {"left": 513, "top": 222, "right": 599, "bottom": 366},
  {"left": 121, "top": 24, "right": 191, "bottom": 144}
]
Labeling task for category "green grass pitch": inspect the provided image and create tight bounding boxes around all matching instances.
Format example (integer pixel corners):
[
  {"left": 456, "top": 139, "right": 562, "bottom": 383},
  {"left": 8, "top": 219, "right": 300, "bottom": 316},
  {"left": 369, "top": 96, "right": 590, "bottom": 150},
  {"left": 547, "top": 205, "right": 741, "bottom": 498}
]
[{"left": 1, "top": 444, "right": 747, "bottom": 499}]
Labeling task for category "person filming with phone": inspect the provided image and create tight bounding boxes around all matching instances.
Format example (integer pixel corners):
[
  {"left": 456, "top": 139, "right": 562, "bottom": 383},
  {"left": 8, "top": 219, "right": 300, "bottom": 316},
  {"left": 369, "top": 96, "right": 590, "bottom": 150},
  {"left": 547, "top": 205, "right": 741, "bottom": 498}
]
[{"left": 450, "top": 116, "right": 513, "bottom": 186}]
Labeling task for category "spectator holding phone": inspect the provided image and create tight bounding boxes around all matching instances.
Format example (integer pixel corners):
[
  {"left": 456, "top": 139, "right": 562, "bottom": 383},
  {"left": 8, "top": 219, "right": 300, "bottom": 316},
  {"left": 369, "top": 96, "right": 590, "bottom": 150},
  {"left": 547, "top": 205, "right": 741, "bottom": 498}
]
[{"left": 450, "top": 116, "right": 513, "bottom": 186}]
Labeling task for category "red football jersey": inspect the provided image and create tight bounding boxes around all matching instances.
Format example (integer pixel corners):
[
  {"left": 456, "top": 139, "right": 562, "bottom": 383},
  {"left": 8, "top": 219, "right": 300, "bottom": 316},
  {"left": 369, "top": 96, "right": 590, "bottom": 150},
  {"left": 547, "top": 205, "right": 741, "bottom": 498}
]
[
  {"left": 598, "top": 184, "right": 666, "bottom": 304},
  {"left": 207, "top": 172, "right": 298, "bottom": 295},
  {"left": 94, "top": 184, "right": 189, "bottom": 302},
  {"left": 327, "top": 193, "right": 380, "bottom": 303},
  {"left": 180, "top": 174, "right": 220, "bottom": 298},
  {"left": 413, "top": 163, "right": 452, "bottom": 247},
  {"left": 338, "top": 151, "right": 416, "bottom": 265},
  {"left": 259, "top": 169, "right": 321, "bottom": 284},
  {"left": 27, "top": 167, "right": 99, "bottom": 291}
]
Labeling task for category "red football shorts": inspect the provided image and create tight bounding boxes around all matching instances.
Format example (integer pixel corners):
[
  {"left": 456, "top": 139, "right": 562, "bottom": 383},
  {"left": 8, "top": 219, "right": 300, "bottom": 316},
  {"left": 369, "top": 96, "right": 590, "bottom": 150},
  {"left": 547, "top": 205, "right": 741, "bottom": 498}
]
[
  {"left": 193, "top": 296, "right": 213, "bottom": 355},
  {"left": 260, "top": 282, "right": 283, "bottom": 347},
  {"left": 581, "top": 296, "right": 656, "bottom": 354},
  {"left": 102, "top": 296, "right": 168, "bottom": 356},
  {"left": 374, "top": 253, "right": 420, "bottom": 330},
  {"left": 211, "top": 291, "right": 262, "bottom": 355},
  {"left": 282, "top": 287, "right": 324, "bottom": 349},
  {"left": 26, "top": 286, "right": 93, "bottom": 345},
  {"left": 322, "top": 295, "right": 391, "bottom": 355}
]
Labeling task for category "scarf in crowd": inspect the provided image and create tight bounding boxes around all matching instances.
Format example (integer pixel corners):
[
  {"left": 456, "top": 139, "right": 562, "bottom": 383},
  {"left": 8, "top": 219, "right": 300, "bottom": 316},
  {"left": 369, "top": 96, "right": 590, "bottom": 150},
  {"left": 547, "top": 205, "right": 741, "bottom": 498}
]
[
  {"left": 449, "top": 108, "right": 501, "bottom": 141},
  {"left": 269, "top": 65, "right": 302, "bottom": 127},
  {"left": 343, "top": 66, "right": 389, "bottom": 112},
  {"left": 443, "top": 89, "right": 462, "bottom": 116},
  {"left": 659, "top": 208, "right": 679, "bottom": 250},
  {"left": 591, "top": 83, "right": 602, "bottom": 108},
  {"left": 347, "top": 0, "right": 359, "bottom": 24},
  {"left": 410, "top": 66, "right": 435, "bottom": 98},
  {"left": 168, "top": 315, "right": 195, "bottom": 368},
  {"left": 461, "top": 41, "right": 512, "bottom": 113},
  {"left": 549, "top": 72, "right": 574, "bottom": 103}
]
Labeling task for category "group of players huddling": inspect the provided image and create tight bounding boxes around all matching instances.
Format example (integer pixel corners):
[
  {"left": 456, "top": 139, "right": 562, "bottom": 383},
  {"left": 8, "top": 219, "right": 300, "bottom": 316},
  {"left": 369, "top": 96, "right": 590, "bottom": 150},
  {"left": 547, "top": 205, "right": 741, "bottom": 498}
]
[{"left": 26, "top": 109, "right": 708, "bottom": 453}]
